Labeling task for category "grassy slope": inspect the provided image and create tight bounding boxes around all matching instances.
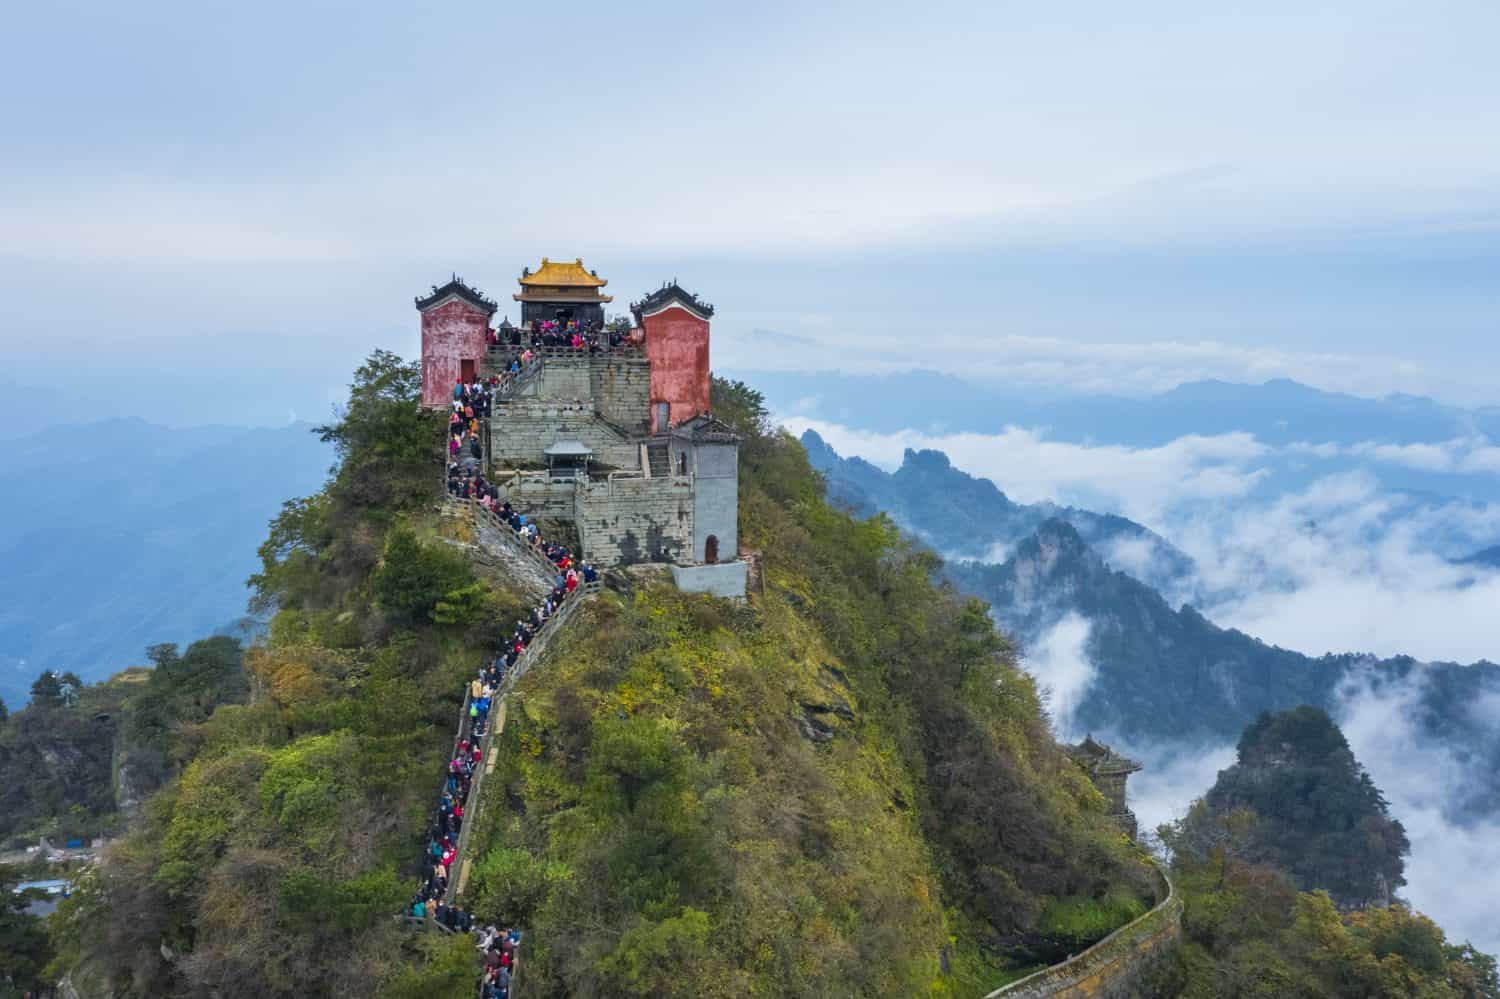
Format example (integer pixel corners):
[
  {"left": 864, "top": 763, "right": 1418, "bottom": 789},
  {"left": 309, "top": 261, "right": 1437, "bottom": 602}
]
[
  {"left": 44, "top": 361, "right": 1152, "bottom": 998},
  {"left": 458, "top": 385, "right": 1154, "bottom": 998}
]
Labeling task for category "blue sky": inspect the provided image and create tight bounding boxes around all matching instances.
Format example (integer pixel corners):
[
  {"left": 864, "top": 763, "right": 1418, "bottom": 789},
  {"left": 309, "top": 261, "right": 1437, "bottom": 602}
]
[{"left": 3, "top": 0, "right": 1498, "bottom": 423}]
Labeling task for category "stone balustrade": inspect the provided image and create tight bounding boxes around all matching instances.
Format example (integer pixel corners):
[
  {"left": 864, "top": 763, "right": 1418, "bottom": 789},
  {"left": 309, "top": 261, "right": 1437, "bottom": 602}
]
[{"left": 983, "top": 869, "right": 1182, "bottom": 999}]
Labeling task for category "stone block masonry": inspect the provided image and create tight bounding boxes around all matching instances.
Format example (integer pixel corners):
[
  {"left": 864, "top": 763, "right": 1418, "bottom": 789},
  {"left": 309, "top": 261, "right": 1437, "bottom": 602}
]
[
  {"left": 575, "top": 476, "right": 694, "bottom": 566},
  {"left": 488, "top": 402, "right": 641, "bottom": 469},
  {"left": 488, "top": 353, "right": 652, "bottom": 435},
  {"left": 589, "top": 356, "right": 652, "bottom": 433}
]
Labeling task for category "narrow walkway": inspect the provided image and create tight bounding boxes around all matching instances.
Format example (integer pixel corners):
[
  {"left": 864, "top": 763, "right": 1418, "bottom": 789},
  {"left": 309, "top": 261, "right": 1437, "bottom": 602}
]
[
  {"left": 406, "top": 460, "right": 603, "bottom": 998},
  {"left": 982, "top": 870, "right": 1182, "bottom": 998}
]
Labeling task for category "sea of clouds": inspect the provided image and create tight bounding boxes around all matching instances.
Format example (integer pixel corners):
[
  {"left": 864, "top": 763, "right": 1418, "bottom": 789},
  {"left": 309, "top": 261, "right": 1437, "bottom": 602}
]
[{"left": 787, "top": 414, "right": 1500, "bottom": 955}]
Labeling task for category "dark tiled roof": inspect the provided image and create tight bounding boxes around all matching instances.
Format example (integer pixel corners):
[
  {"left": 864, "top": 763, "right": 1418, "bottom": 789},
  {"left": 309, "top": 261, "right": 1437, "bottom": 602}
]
[
  {"left": 671, "top": 413, "right": 741, "bottom": 443},
  {"left": 630, "top": 281, "right": 714, "bottom": 322},
  {"left": 1069, "top": 736, "right": 1142, "bottom": 774},
  {"left": 415, "top": 275, "right": 498, "bottom": 314}
]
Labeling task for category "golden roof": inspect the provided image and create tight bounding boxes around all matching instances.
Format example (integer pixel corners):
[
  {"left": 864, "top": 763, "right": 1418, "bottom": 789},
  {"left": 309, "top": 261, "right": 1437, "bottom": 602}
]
[
  {"left": 514, "top": 289, "right": 614, "bottom": 303},
  {"left": 518, "top": 257, "right": 608, "bottom": 288}
]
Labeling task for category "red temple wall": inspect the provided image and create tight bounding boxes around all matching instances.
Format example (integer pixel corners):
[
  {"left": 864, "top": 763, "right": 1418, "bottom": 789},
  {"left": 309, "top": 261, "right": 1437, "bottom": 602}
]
[
  {"left": 642, "top": 306, "right": 710, "bottom": 432},
  {"left": 421, "top": 299, "right": 489, "bottom": 408}
]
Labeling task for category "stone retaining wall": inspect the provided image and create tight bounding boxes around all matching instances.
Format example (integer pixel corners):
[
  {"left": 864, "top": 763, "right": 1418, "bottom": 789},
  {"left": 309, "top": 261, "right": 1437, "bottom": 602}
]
[
  {"left": 576, "top": 475, "right": 694, "bottom": 566},
  {"left": 984, "top": 870, "right": 1182, "bottom": 999},
  {"left": 670, "top": 560, "right": 748, "bottom": 598},
  {"left": 491, "top": 354, "right": 650, "bottom": 435},
  {"left": 588, "top": 357, "right": 651, "bottom": 434},
  {"left": 488, "top": 403, "right": 640, "bottom": 469}
]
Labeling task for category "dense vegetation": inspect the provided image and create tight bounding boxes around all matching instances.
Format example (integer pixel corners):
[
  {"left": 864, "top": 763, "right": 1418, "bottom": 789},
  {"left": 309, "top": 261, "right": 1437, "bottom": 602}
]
[
  {"left": 1168, "top": 707, "right": 1408, "bottom": 908},
  {"left": 0, "top": 638, "right": 250, "bottom": 853},
  {"left": 39, "top": 356, "right": 1156, "bottom": 997},
  {"left": 454, "top": 378, "right": 1155, "bottom": 998},
  {"left": 2, "top": 864, "right": 55, "bottom": 999},
  {"left": 47, "top": 351, "right": 532, "bottom": 996},
  {"left": 1137, "top": 708, "right": 1496, "bottom": 999},
  {"left": 22, "top": 355, "right": 1500, "bottom": 999}
]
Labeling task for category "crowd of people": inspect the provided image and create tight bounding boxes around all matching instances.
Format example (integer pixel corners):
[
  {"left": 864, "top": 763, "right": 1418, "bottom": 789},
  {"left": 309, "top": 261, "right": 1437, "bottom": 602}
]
[
  {"left": 450, "top": 380, "right": 490, "bottom": 464},
  {"left": 487, "top": 317, "right": 636, "bottom": 353},
  {"left": 412, "top": 469, "right": 602, "bottom": 996}
]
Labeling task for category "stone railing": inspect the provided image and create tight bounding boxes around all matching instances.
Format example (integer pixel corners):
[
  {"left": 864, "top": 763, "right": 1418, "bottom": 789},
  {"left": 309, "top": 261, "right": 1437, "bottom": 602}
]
[
  {"left": 445, "top": 578, "right": 601, "bottom": 905},
  {"left": 492, "top": 354, "right": 545, "bottom": 402},
  {"left": 454, "top": 495, "right": 564, "bottom": 583},
  {"left": 983, "top": 869, "right": 1182, "bottom": 999},
  {"left": 487, "top": 342, "right": 642, "bottom": 362}
]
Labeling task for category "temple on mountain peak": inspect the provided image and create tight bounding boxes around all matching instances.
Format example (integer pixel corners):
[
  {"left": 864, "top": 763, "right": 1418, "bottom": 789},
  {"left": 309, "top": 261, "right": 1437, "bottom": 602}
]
[
  {"left": 514, "top": 256, "right": 613, "bottom": 328},
  {"left": 417, "top": 260, "right": 744, "bottom": 597}
]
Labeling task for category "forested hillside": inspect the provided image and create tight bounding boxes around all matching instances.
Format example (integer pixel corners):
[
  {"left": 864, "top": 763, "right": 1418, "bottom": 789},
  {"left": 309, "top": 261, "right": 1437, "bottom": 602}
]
[
  {"left": 21, "top": 354, "right": 1500, "bottom": 998},
  {"left": 0, "top": 639, "right": 246, "bottom": 851},
  {"left": 40, "top": 356, "right": 1155, "bottom": 997},
  {"left": 1140, "top": 708, "right": 1498, "bottom": 999}
]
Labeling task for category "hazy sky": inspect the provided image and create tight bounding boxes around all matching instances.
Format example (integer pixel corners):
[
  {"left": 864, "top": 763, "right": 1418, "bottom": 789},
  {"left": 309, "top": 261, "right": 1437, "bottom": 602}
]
[{"left": 3, "top": 0, "right": 1499, "bottom": 423}]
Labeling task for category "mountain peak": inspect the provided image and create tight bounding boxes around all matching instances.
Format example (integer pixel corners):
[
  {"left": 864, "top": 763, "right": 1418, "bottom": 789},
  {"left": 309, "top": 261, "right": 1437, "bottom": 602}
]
[
  {"left": 1004, "top": 517, "right": 1099, "bottom": 575},
  {"left": 900, "top": 447, "right": 952, "bottom": 471},
  {"left": 799, "top": 429, "right": 839, "bottom": 471}
]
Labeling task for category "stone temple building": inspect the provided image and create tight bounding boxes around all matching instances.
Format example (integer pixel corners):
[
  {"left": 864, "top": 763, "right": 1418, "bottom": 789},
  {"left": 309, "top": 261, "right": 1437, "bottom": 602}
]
[
  {"left": 417, "top": 260, "right": 746, "bottom": 597},
  {"left": 1069, "top": 736, "right": 1144, "bottom": 839}
]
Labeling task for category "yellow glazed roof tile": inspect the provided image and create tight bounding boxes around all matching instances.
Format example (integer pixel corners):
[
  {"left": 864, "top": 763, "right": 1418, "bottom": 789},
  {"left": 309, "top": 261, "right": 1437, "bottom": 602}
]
[{"left": 518, "top": 257, "right": 608, "bottom": 288}]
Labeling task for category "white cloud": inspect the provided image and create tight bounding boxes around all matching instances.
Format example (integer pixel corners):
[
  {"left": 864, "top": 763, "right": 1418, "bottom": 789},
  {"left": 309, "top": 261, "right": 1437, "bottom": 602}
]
[
  {"left": 790, "top": 419, "right": 1500, "bottom": 664},
  {"left": 1022, "top": 613, "right": 1097, "bottom": 742},
  {"left": 783, "top": 417, "right": 1269, "bottom": 526},
  {"left": 1335, "top": 668, "right": 1500, "bottom": 955},
  {"left": 1123, "top": 739, "right": 1237, "bottom": 842},
  {"left": 729, "top": 331, "right": 1456, "bottom": 403},
  {"left": 1180, "top": 473, "right": 1500, "bottom": 663}
]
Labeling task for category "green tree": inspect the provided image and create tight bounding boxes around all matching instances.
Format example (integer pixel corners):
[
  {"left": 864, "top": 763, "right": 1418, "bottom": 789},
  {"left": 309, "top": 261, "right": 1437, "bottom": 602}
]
[
  {"left": 28, "top": 670, "right": 64, "bottom": 708},
  {"left": 431, "top": 581, "right": 492, "bottom": 626},
  {"left": 249, "top": 493, "right": 335, "bottom": 613},
  {"left": 1194, "top": 706, "right": 1409, "bottom": 908},
  {"left": 127, "top": 637, "right": 248, "bottom": 767},
  {"left": 0, "top": 864, "right": 54, "bottom": 997},
  {"left": 316, "top": 349, "right": 439, "bottom": 514},
  {"left": 371, "top": 526, "right": 475, "bottom": 626}
]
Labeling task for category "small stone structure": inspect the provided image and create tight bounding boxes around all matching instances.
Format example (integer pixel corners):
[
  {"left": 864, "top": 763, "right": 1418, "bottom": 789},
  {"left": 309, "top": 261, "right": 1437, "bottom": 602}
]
[
  {"left": 420, "top": 260, "right": 746, "bottom": 597},
  {"left": 1068, "top": 736, "right": 1143, "bottom": 839}
]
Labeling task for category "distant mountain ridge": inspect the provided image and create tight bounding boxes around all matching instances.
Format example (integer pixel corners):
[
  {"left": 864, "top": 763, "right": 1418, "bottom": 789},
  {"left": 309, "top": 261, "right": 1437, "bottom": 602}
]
[
  {"left": 0, "top": 417, "right": 329, "bottom": 710},
  {"left": 807, "top": 433, "right": 1500, "bottom": 823},
  {"left": 801, "top": 429, "right": 1195, "bottom": 593},
  {"left": 756, "top": 372, "right": 1500, "bottom": 446}
]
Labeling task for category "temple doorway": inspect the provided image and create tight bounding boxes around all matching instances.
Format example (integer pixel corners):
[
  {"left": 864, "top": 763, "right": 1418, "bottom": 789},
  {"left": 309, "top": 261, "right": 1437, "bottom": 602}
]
[{"left": 705, "top": 535, "right": 719, "bottom": 564}]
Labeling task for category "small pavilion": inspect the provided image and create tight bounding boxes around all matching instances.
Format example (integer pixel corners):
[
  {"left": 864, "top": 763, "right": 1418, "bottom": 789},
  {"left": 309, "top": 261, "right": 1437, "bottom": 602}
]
[
  {"left": 1069, "top": 736, "right": 1144, "bottom": 838},
  {"left": 543, "top": 440, "right": 593, "bottom": 479},
  {"left": 515, "top": 257, "right": 613, "bottom": 328}
]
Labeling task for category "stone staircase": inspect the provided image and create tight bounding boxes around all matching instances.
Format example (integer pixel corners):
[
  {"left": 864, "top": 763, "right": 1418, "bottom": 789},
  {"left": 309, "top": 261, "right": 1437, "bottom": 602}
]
[
  {"left": 493, "top": 354, "right": 544, "bottom": 402},
  {"left": 455, "top": 498, "right": 560, "bottom": 596},
  {"left": 646, "top": 439, "right": 670, "bottom": 478},
  {"left": 444, "top": 578, "right": 599, "bottom": 907}
]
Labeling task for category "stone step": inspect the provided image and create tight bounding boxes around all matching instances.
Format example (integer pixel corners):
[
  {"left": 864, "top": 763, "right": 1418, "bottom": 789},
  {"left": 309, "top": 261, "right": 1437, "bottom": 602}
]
[{"left": 646, "top": 441, "right": 670, "bottom": 478}]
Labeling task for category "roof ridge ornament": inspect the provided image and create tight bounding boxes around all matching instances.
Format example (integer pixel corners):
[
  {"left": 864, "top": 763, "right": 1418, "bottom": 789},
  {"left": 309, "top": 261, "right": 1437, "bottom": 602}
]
[
  {"left": 414, "top": 276, "right": 498, "bottom": 314},
  {"left": 629, "top": 280, "right": 715, "bottom": 321}
]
